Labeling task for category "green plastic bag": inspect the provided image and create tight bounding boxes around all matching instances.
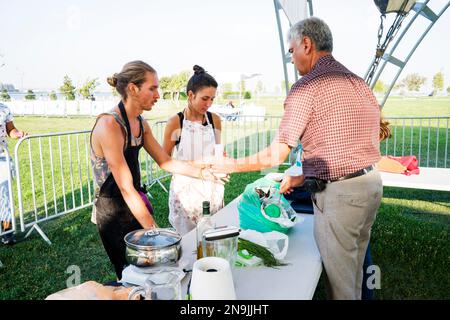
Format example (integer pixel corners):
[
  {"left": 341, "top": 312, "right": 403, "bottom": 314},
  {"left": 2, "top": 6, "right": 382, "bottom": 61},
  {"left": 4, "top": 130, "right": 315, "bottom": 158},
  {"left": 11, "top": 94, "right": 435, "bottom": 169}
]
[{"left": 238, "top": 177, "right": 298, "bottom": 234}]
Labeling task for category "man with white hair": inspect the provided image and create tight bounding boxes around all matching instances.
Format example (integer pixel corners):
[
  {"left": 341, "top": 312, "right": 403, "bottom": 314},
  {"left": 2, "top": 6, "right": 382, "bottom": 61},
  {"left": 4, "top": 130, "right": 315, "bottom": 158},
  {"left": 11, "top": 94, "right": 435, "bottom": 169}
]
[{"left": 211, "top": 17, "right": 382, "bottom": 299}]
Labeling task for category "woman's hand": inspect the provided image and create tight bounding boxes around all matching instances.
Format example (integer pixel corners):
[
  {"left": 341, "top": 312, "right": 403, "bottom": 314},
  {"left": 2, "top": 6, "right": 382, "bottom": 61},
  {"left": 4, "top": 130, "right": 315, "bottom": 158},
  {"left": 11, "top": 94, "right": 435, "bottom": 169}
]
[
  {"left": 199, "top": 167, "right": 230, "bottom": 185},
  {"left": 280, "top": 175, "right": 305, "bottom": 194},
  {"left": 12, "top": 130, "right": 27, "bottom": 139}
]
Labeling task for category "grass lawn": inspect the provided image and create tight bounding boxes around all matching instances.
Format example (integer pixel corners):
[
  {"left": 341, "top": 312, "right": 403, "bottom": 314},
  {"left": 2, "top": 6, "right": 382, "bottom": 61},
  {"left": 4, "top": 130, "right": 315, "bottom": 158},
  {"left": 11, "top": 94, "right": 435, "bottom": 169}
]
[
  {"left": 0, "top": 96, "right": 449, "bottom": 300},
  {"left": 0, "top": 172, "right": 448, "bottom": 300}
]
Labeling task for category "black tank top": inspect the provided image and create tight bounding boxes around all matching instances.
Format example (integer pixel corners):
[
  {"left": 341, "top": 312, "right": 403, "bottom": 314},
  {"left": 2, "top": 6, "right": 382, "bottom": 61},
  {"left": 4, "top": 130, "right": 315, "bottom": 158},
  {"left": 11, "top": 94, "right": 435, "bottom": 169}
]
[
  {"left": 98, "top": 101, "right": 145, "bottom": 198},
  {"left": 175, "top": 111, "right": 215, "bottom": 146}
]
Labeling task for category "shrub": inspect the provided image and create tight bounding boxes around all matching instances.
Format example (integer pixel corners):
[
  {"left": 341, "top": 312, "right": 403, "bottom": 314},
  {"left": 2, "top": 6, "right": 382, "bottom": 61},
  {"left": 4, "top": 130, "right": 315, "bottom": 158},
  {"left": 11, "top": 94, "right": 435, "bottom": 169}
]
[
  {"left": 0, "top": 89, "right": 11, "bottom": 101},
  {"left": 179, "top": 92, "right": 187, "bottom": 100}
]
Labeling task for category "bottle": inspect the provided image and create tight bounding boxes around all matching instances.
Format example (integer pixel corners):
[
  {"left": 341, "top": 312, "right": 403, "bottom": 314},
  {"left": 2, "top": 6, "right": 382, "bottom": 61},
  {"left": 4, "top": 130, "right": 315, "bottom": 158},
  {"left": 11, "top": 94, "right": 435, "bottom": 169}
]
[
  {"left": 196, "top": 201, "right": 215, "bottom": 259},
  {"left": 285, "top": 144, "right": 303, "bottom": 176}
]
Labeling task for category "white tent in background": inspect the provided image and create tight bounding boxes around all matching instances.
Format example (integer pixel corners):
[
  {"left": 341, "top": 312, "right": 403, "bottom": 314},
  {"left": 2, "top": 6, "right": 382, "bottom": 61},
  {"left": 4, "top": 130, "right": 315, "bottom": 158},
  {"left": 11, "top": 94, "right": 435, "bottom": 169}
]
[
  {"left": 273, "top": 0, "right": 311, "bottom": 95},
  {"left": 277, "top": 0, "right": 309, "bottom": 25}
]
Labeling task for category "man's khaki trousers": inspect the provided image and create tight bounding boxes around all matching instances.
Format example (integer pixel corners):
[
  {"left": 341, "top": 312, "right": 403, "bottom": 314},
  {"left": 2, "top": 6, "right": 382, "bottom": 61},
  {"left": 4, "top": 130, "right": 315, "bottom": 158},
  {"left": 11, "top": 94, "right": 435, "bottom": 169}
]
[{"left": 313, "top": 168, "right": 383, "bottom": 300}]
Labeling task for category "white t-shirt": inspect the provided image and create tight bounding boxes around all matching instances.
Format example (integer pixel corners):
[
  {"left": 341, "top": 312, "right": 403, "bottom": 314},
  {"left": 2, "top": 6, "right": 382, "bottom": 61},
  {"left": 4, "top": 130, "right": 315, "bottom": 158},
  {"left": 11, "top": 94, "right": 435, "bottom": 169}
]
[{"left": 0, "top": 103, "right": 13, "bottom": 150}]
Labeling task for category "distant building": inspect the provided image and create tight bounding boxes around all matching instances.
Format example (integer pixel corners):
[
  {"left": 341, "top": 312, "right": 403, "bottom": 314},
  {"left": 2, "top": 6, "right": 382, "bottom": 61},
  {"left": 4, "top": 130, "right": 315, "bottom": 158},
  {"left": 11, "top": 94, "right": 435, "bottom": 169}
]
[{"left": 0, "top": 83, "right": 18, "bottom": 92}]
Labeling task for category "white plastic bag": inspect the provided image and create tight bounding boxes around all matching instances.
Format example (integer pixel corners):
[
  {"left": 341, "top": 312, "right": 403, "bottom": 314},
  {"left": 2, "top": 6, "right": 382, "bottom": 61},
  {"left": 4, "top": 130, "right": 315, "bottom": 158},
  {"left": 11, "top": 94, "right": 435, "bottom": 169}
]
[{"left": 239, "top": 229, "right": 290, "bottom": 260}]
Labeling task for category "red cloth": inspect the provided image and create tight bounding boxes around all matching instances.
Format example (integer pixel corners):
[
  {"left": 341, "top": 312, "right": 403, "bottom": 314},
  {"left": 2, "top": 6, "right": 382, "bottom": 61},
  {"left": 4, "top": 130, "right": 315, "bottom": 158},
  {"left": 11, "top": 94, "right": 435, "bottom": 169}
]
[{"left": 387, "top": 156, "right": 420, "bottom": 175}]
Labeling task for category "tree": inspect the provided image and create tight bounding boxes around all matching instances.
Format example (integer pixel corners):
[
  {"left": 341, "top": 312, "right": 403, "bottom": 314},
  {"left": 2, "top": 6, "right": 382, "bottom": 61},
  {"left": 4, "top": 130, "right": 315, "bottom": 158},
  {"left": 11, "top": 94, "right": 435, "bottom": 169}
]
[
  {"left": 401, "top": 73, "right": 426, "bottom": 91},
  {"left": 373, "top": 80, "right": 386, "bottom": 94},
  {"left": 432, "top": 71, "right": 444, "bottom": 93},
  {"left": 111, "top": 87, "right": 119, "bottom": 97},
  {"left": 393, "top": 82, "right": 405, "bottom": 94},
  {"left": 281, "top": 80, "right": 294, "bottom": 92},
  {"left": 60, "top": 75, "right": 76, "bottom": 100},
  {"left": 167, "top": 71, "right": 190, "bottom": 100},
  {"left": 220, "top": 82, "right": 235, "bottom": 99},
  {"left": 244, "top": 91, "right": 252, "bottom": 99},
  {"left": 255, "top": 80, "right": 264, "bottom": 95},
  {"left": 159, "top": 76, "right": 171, "bottom": 98},
  {"left": 24, "top": 89, "right": 36, "bottom": 100},
  {"left": 239, "top": 80, "right": 246, "bottom": 94},
  {"left": 447, "top": 86, "right": 450, "bottom": 95},
  {"left": 78, "top": 78, "right": 99, "bottom": 100},
  {"left": 0, "top": 89, "right": 10, "bottom": 101},
  {"left": 174, "top": 70, "right": 190, "bottom": 100},
  {"left": 49, "top": 91, "right": 58, "bottom": 100},
  {"left": 274, "top": 85, "right": 281, "bottom": 94},
  {"left": 221, "top": 82, "right": 233, "bottom": 93}
]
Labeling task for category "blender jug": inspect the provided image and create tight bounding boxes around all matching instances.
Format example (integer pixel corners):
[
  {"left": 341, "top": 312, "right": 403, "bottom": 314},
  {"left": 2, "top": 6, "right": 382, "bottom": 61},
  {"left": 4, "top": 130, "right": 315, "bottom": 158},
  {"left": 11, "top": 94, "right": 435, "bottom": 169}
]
[{"left": 201, "top": 226, "right": 240, "bottom": 267}]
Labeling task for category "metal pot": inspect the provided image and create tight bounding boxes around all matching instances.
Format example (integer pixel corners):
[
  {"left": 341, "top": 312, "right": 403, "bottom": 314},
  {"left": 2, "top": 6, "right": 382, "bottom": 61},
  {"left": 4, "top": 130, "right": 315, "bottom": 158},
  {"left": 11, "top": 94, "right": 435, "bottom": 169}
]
[{"left": 124, "top": 228, "right": 182, "bottom": 268}]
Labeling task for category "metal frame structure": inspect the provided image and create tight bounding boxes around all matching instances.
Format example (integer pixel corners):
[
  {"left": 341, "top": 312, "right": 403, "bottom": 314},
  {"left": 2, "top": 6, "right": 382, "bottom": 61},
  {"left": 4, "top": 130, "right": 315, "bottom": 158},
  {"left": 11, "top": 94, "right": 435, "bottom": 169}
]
[
  {"left": 273, "top": 0, "right": 313, "bottom": 96},
  {"left": 14, "top": 131, "right": 94, "bottom": 245},
  {"left": 366, "top": 0, "right": 450, "bottom": 107},
  {"left": 274, "top": 0, "right": 449, "bottom": 105}
]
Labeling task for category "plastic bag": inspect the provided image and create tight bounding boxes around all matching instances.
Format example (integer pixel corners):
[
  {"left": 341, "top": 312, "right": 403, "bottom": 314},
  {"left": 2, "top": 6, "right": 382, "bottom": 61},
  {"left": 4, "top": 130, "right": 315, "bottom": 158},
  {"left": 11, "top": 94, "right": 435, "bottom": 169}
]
[
  {"left": 239, "top": 229, "right": 290, "bottom": 260},
  {"left": 238, "top": 177, "right": 299, "bottom": 233}
]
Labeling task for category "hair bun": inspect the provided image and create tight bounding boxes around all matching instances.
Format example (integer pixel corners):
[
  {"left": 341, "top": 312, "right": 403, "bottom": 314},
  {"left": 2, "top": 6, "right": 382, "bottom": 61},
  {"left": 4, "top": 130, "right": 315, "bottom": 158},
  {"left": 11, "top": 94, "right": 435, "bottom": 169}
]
[
  {"left": 193, "top": 65, "right": 205, "bottom": 75},
  {"left": 107, "top": 74, "right": 118, "bottom": 87}
]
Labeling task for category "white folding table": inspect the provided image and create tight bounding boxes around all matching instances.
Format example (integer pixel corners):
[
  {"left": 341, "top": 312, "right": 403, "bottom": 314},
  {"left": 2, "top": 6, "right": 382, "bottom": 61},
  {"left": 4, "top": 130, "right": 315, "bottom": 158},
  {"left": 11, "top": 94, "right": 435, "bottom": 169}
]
[
  {"left": 380, "top": 167, "right": 450, "bottom": 191},
  {"left": 180, "top": 196, "right": 322, "bottom": 300}
]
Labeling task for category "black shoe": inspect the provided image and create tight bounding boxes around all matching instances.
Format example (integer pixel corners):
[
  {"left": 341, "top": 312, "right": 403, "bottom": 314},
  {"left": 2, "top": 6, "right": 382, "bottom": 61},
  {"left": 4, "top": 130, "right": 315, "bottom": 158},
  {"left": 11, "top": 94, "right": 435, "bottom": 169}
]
[{"left": 1, "top": 233, "right": 16, "bottom": 245}]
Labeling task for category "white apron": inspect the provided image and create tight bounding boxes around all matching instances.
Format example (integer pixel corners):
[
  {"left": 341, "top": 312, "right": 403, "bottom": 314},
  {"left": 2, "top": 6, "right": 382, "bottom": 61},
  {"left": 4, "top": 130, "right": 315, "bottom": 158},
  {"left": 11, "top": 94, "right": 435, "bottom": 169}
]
[{"left": 168, "top": 111, "right": 224, "bottom": 236}]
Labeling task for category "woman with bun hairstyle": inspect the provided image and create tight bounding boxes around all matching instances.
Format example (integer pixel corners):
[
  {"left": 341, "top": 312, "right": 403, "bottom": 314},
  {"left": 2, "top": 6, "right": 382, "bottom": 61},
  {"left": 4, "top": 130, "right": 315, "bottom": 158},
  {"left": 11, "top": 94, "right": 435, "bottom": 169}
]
[
  {"left": 91, "top": 61, "right": 227, "bottom": 279},
  {"left": 162, "top": 65, "right": 224, "bottom": 236}
]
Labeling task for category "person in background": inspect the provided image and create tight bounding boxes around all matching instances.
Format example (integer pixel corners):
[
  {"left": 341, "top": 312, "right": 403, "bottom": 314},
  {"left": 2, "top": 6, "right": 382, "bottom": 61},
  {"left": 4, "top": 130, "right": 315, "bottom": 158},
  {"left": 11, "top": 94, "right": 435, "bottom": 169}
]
[
  {"left": 90, "top": 61, "right": 227, "bottom": 280},
  {"left": 162, "top": 65, "right": 224, "bottom": 236},
  {"left": 0, "top": 102, "right": 27, "bottom": 244},
  {"left": 209, "top": 17, "right": 383, "bottom": 300}
]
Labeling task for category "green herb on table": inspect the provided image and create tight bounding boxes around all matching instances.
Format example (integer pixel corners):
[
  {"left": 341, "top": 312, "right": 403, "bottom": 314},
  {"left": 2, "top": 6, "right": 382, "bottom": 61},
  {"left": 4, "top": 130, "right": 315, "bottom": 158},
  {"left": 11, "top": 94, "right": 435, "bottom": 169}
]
[{"left": 237, "top": 238, "right": 288, "bottom": 268}]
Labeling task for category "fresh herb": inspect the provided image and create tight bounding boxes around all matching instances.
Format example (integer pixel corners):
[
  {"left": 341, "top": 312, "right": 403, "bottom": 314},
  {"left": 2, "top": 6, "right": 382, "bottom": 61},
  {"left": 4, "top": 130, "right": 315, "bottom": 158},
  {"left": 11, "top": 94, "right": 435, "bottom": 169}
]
[{"left": 237, "top": 238, "right": 288, "bottom": 268}]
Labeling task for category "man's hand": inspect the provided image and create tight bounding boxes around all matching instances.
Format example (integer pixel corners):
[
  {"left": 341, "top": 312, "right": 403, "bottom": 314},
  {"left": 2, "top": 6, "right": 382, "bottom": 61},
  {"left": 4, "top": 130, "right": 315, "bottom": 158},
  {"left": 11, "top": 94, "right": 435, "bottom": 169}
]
[{"left": 280, "top": 175, "right": 305, "bottom": 194}]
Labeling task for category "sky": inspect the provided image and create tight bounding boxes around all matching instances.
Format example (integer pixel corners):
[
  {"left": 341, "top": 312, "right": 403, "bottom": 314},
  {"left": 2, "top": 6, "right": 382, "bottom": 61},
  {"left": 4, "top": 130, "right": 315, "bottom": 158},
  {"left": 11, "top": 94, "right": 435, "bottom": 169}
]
[{"left": 0, "top": 0, "right": 449, "bottom": 93}]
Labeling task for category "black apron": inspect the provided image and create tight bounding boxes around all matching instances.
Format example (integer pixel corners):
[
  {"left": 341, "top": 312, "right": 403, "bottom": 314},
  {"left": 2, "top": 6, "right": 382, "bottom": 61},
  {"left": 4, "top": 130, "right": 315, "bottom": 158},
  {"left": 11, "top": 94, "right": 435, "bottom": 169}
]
[{"left": 94, "top": 101, "right": 145, "bottom": 280}]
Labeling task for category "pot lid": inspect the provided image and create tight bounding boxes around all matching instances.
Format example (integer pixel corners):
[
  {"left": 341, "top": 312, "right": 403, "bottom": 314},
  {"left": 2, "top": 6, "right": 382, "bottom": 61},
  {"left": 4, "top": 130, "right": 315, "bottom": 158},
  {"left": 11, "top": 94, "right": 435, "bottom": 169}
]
[{"left": 124, "top": 228, "right": 181, "bottom": 250}]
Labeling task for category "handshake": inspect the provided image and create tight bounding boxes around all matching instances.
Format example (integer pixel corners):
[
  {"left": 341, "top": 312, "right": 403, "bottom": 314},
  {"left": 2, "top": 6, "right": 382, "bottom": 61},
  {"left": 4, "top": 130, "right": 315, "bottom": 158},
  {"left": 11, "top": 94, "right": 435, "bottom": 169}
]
[{"left": 189, "top": 144, "right": 233, "bottom": 184}]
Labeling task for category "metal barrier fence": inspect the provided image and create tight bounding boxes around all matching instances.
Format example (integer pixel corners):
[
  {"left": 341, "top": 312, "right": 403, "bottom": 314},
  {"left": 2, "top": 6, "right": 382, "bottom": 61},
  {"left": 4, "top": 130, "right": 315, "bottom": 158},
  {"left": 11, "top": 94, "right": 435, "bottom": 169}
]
[
  {"left": 382, "top": 116, "right": 450, "bottom": 168},
  {"left": 14, "top": 131, "right": 94, "bottom": 244},
  {"left": 8, "top": 99, "right": 118, "bottom": 117},
  {"left": 6, "top": 115, "right": 450, "bottom": 245},
  {"left": 145, "top": 115, "right": 290, "bottom": 193}
]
